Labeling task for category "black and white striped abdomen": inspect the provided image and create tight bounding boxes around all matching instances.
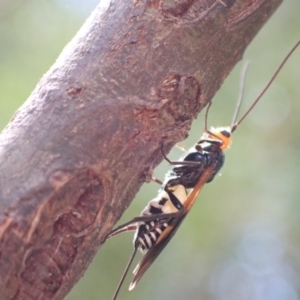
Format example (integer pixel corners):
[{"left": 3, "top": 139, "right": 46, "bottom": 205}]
[
  {"left": 134, "top": 184, "right": 187, "bottom": 252},
  {"left": 136, "top": 220, "right": 169, "bottom": 252}
]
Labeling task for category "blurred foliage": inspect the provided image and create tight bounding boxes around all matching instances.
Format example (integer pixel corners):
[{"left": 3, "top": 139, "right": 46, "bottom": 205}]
[{"left": 1, "top": 0, "right": 300, "bottom": 299}]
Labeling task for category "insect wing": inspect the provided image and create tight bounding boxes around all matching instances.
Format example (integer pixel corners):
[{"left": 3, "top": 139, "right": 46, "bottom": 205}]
[
  {"left": 183, "top": 168, "right": 214, "bottom": 212},
  {"left": 129, "top": 215, "right": 185, "bottom": 290},
  {"left": 129, "top": 168, "right": 214, "bottom": 290}
]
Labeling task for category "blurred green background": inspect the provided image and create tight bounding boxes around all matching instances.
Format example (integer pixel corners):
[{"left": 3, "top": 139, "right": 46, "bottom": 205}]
[{"left": 1, "top": 0, "right": 300, "bottom": 299}]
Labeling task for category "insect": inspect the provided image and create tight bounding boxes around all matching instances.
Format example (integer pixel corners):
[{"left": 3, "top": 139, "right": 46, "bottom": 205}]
[{"left": 106, "top": 40, "right": 300, "bottom": 300}]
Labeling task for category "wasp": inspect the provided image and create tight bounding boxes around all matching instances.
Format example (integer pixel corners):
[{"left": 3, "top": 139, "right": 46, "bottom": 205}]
[{"left": 106, "top": 40, "right": 300, "bottom": 300}]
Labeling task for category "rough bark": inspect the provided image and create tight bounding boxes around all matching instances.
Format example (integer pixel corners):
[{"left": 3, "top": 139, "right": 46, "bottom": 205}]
[{"left": 0, "top": 0, "right": 282, "bottom": 299}]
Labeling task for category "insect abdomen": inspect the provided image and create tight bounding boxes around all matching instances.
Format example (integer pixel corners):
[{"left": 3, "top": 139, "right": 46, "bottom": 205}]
[
  {"left": 137, "top": 221, "right": 169, "bottom": 252},
  {"left": 134, "top": 185, "right": 187, "bottom": 252}
]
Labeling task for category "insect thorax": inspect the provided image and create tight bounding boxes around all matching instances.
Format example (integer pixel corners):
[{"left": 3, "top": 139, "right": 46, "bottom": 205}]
[{"left": 165, "top": 145, "right": 225, "bottom": 189}]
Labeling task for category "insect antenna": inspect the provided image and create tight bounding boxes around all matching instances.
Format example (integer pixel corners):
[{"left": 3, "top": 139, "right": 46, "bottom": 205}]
[
  {"left": 231, "top": 39, "right": 300, "bottom": 132},
  {"left": 230, "top": 60, "right": 250, "bottom": 129},
  {"left": 112, "top": 246, "right": 138, "bottom": 300}
]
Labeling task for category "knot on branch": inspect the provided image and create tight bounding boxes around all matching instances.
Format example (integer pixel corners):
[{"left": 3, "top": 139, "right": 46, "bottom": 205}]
[
  {"left": 148, "top": 0, "right": 234, "bottom": 23},
  {"left": 157, "top": 73, "right": 201, "bottom": 122}
]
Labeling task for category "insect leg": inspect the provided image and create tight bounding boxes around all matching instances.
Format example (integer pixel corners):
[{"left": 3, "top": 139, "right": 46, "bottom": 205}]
[
  {"left": 161, "top": 145, "right": 203, "bottom": 167},
  {"left": 112, "top": 245, "right": 139, "bottom": 300},
  {"left": 106, "top": 212, "right": 182, "bottom": 240},
  {"left": 151, "top": 176, "right": 163, "bottom": 185},
  {"left": 107, "top": 224, "right": 137, "bottom": 238},
  {"left": 175, "top": 143, "right": 188, "bottom": 152}
]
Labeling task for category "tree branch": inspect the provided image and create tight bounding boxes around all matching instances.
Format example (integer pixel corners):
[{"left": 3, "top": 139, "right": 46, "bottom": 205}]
[{"left": 0, "top": 0, "right": 282, "bottom": 299}]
